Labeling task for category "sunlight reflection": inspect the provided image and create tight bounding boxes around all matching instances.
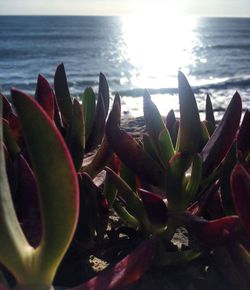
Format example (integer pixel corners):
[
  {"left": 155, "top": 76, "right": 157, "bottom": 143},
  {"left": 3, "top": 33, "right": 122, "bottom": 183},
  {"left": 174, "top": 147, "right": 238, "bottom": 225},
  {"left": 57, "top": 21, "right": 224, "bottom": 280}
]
[{"left": 121, "top": 14, "right": 198, "bottom": 90}]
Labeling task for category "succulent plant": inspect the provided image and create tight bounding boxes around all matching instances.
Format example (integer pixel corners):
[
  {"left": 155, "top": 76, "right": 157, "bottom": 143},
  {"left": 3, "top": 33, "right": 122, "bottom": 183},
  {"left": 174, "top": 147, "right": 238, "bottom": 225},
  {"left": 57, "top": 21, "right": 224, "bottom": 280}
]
[
  {"left": 105, "top": 71, "right": 250, "bottom": 277},
  {"left": 0, "top": 66, "right": 153, "bottom": 290}
]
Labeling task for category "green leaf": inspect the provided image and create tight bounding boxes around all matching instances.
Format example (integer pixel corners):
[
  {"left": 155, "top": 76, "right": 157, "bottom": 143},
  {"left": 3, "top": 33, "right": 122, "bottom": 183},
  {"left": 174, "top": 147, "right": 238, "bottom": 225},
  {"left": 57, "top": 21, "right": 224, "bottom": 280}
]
[
  {"left": 0, "top": 93, "right": 32, "bottom": 287},
  {"left": 159, "top": 129, "right": 175, "bottom": 167},
  {"left": 143, "top": 91, "right": 174, "bottom": 164},
  {"left": 66, "top": 98, "right": 85, "bottom": 171},
  {"left": 82, "top": 87, "right": 96, "bottom": 142},
  {"left": 11, "top": 88, "right": 79, "bottom": 285},
  {"left": 75, "top": 173, "right": 98, "bottom": 249},
  {"left": 113, "top": 200, "right": 139, "bottom": 228},
  {"left": 105, "top": 167, "right": 151, "bottom": 230},
  {"left": 54, "top": 63, "right": 72, "bottom": 126},
  {"left": 185, "top": 154, "right": 202, "bottom": 201},
  {"left": 177, "top": 72, "right": 201, "bottom": 154},
  {"left": 98, "top": 72, "right": 110, "bottom": 118},
  {"left": 85, "top": 90, "right": 106, "bottom": 152},
  {"left": 166, "top": 152, "right": 191, "bottom": 208}
]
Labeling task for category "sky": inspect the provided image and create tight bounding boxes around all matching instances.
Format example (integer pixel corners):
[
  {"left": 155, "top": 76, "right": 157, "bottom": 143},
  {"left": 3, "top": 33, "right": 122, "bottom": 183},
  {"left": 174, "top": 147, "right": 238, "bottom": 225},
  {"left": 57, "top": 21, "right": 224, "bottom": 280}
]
[{"left": 0, "top": 0, "right": 250, "bottom": 17}]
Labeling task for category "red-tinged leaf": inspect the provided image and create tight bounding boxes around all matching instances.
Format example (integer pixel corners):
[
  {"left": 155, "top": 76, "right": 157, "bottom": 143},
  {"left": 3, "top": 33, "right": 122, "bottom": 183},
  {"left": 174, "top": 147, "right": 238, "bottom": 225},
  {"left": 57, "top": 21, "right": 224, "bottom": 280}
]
[
  {"left": 237, "top": 110, "right": 250, "bottom": 158},
  {"left": 143, "top": 91, "right": 174, "bottom": 163},
  {"left": 84, "top": 136, "right": 113, "bottom": 178},
  {"left": 69, "top": 239, "right": 155, "bottom": 290},
  {"left": 8, "top": 112, "right": 23, "bottom": 147},
  {"left": 231, "top": 163, "right": 250, "bottom": 239},
  {"left": 177, "top": 71, "right": 201, "bottom": 154},
  {"left": 139, "top": 189, "right": 168, "bottom": 226},
  {"left": 85, "top": 91, "right": 106, "bottom": 153},
  {"left": 11, "top": 88, "right": 79, "bottom": 283},
  {"left": 67, "top": 98, "right": 85, "bottom": 171},
  {"left": 14, "top": 154, "right": 41, "bottom": 248},
  {"left": 106, "top": 103, "right": 163, "bottom": 187},
  {"left": 183, "top": 212, "right": 240, "bottom": 246},
  {"left": 201, "top": 92, "right": 242, "bottom": 177},
  {"left": 2, "top": 118, "right": 20, "bottom": 157},
  {"left": 54, "top": 63, "right": 72, "bottom": 126},
  {"left": 205, "top": 94, "right": 215, "bottom": 134},
  {"left": 187, "top": 181, "right": 220, "bottom": 216},
  {"left": 35, "top": 74, "right": 54, "bottom": 120},
  {"left": 99, "top": 72, "right": 110, "bottom": 118},
  {"left": 0, "top": 93, "right": 12, "bottom": 119}
]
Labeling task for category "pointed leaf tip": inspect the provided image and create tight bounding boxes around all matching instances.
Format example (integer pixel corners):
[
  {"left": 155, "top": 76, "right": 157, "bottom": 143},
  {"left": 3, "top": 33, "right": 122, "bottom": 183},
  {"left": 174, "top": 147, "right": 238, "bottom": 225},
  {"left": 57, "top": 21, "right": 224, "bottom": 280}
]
[{"left": 35, "top": 74, "right": 54, "bottom": 120}]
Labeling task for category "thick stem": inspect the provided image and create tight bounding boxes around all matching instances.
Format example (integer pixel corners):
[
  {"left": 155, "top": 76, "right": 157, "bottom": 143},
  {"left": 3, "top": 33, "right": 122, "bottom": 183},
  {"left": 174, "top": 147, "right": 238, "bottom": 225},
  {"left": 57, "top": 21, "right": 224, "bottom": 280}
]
[{"left": 13, "top": 285, "right": 54, "bottom": 290}]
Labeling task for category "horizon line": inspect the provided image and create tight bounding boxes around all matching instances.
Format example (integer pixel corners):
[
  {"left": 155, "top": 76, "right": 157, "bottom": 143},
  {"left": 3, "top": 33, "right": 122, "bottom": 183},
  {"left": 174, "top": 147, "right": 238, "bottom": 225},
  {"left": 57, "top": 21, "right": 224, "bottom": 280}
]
[{"left": 0, "top": 14, "right": 250, "bottom": 18}]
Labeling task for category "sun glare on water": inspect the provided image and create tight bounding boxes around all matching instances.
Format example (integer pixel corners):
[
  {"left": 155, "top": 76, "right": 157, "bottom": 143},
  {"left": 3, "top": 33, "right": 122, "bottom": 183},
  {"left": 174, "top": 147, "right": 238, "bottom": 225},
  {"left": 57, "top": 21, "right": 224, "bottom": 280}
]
[{"left": 120, "top": 1, "right": 198, "bottom": 115}]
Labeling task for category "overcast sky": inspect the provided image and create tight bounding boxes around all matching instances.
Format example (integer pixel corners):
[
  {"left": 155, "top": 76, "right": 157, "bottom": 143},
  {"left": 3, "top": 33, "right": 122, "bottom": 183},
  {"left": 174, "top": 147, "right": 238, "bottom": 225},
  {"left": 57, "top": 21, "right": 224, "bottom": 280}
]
[{"left": 1, "top": 0, "right": 250, "bottom": 17}]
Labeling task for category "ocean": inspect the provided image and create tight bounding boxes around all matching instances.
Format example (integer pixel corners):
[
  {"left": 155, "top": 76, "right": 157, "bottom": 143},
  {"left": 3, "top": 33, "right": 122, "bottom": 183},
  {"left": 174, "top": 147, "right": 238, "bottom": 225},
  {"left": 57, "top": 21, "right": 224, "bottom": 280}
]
[{"left": 1, "top": 16, "right": 250, "bottom": 118}]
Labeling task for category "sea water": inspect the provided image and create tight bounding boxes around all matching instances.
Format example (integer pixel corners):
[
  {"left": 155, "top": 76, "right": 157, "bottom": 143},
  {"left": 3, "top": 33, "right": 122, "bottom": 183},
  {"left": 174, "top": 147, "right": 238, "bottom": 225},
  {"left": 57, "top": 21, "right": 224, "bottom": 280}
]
[{"left": 1, "top": 16, "right": 250, "bottom": 118}]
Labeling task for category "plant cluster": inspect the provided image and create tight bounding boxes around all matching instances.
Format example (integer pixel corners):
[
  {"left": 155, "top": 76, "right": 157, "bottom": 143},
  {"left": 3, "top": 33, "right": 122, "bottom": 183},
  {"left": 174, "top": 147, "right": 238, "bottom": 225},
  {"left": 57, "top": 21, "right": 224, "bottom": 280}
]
[{"left": 0, "top": 64, "right": 249, "bottom": 290}]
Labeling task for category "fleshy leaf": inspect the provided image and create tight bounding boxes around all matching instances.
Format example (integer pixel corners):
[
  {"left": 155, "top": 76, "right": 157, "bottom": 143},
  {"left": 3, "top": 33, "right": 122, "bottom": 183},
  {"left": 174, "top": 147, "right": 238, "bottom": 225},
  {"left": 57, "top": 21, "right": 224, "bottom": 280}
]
[
  {"left": 237, "top": 110, "right": 250, "bottom": 158},
  {"left": 166, "top": 109, "right": 179, "bottom": 148},
  {"left": 143, "top": 91, "right": 174, "bottom": 163},
  {"left": 205, "top": 94, "right": 215, "bottom": 135},
  {"left": 183, "top": 212, "right": 240, "bottom": 246},
  {"left": 70, "top": 239, "right": 155, "bottom": 290},
  {"left": 166, "top": 152, "right": 191, "bottom": 208},
  {"left": 201, "top": 92, "right": 242, "bottom": 177},
  {"left": 75, "top": 173, "right": 98, "bottom": 248},
  {"left": 35, "top": 74, "right": 54, "bottom": 120},
  {"left": 155, "top": 248, "right": 200, "bottom": 266},
  {"left": 2, "top": 119, "right": 21, "bottom": 157},
  {"left": 11, "top": 88, "right": 79, "bottom": 284},
  {"left": 0, "top": 93, "right": 12, "bottom": 119},
  {"left": 14, "top": 154, "right": 41, "bottom": 248},
  {"left": 105, "top": 166, "right": 150, "bottom": 230},
  {"left": 8, "top": 113, "right": 23, "bottom": 147},
  {"left": 85, "top": 90, "right": 106, "bottom": 152},
  {"left": 139, "top": 189, "right": 168, "bottom": 226},
  {"left": 177, "top": 71, "right": 201, "bottom": 154},
  {"left": 54, "top": 63, "right": 72, "bottom": 126},
  {"left": 106, "top": 102, "right": 163, "bottom": 186},
  {"left": 98, "top": 72, "right": 110, "bottom": 118},
  {"left": 66, "top": 98, "right": 85, "bottom": 171},
  {"left": 84, "top": 136, "right": 113, "bottom": 178},
  {"left": 0, "top": 92, "right": 32, "bottom": 286},
  {"left": 82, "top": 87, "right": 96, "bottom": 142},
  {"left": 231, "top": 163, "right": 250, "bottom": 239},
  {"left": 185, "top": 154, "right": 202, "bottom": 201},
  {"left": 103, "top": 155, "right": 120, "bottom": 207}
]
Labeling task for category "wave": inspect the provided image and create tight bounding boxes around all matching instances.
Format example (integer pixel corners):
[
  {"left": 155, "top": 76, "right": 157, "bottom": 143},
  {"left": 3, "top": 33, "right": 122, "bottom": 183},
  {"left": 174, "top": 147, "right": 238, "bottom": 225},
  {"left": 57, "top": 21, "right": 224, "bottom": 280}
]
[{"left": 118, "top": 76, "right": 250, "bottom": 97}]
